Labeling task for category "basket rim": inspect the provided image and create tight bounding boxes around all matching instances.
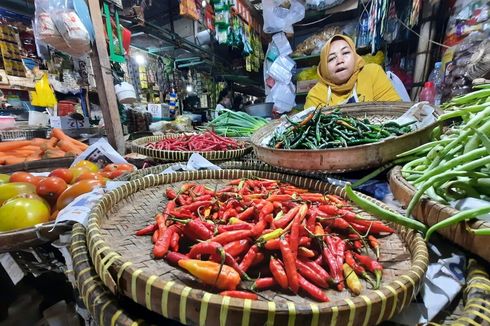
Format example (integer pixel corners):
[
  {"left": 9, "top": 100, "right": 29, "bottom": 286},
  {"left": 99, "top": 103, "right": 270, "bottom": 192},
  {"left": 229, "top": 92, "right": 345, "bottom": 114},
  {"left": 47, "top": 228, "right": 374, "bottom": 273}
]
[
  {"left": 251, "top": 104, "right": 443, "bottom": 153},
  {"left": 86, "top": 169, "right": 429, "bottom": 323}
]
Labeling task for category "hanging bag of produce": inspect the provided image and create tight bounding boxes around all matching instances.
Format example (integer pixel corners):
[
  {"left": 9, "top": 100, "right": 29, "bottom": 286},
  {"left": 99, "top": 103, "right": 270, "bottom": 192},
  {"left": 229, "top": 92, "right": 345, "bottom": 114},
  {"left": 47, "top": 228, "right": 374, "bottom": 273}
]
[{"left": 33, "top": 0, "right": 70, "bottom": 51}]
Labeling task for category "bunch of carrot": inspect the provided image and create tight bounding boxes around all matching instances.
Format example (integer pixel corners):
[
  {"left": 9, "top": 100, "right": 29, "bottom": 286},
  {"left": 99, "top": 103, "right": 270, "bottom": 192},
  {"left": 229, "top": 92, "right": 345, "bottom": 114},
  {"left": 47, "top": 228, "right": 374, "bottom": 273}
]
[
  {"left": 0, "top": 128, "right": 88, "bottom": 165},
  {"left": 136, "top": 178, "right": 392, "bottom": 302}
]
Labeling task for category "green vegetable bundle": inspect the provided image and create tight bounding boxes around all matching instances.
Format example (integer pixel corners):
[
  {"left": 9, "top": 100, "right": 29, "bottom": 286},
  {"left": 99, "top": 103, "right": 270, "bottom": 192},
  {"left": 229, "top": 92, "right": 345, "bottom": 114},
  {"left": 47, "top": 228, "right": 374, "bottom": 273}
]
[
  {"left": 269, "top": 107, "right": 414, "bottom": 149},
  {"left": 396, "top": 84, "right": 490, "bottom": 238},
  {"left": 205, "top": 109, "right": 268, "bottom": 137}
]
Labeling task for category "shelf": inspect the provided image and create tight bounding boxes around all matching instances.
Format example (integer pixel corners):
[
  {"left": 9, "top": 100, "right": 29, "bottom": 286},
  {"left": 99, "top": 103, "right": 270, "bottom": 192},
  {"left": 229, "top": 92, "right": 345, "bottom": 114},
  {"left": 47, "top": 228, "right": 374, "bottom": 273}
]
[{"left": 292, "top": 54, "right": 321, "bottom": 68}]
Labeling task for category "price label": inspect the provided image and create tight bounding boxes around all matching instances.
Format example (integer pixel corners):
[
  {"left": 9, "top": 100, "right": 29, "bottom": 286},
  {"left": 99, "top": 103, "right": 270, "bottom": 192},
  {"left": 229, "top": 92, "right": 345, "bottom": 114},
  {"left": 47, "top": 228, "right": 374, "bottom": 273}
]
[
  {"left": 147, "top": 103, "right": 162, "bottom": 118},
  {"left": 49, "top": 116, "right": 62, "bottom": 128},
  {"left": 0, "top": 253, "right": 25, "bottom": 285}
]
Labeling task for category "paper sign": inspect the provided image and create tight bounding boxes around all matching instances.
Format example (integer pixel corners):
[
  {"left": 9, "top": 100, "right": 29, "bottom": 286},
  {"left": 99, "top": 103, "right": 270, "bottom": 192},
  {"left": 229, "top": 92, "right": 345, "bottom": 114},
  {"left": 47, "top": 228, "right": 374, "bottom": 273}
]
[
  {"left": 55, "top": 188, "right": 105, "bottom": 226},
  {"left": 72, "top": 138, "right": 128, "bottom": 168},
  {"left": 147, "top": 103, "right": 162, "bottom": 118},
  {"left": 49, "top": 116, "right": 62, "bottom": 128},
  {"left": 0, "top": 253, "right": 25, "bottom": 285}
]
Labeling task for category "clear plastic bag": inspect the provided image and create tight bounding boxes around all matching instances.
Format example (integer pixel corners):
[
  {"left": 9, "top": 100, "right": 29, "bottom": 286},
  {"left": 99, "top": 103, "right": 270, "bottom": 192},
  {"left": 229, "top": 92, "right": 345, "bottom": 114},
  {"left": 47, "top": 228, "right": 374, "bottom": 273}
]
[
  {"left": 34, "top": 0, "right": 69, "bottom": 51},
  {"left": 51, "top": 0, "right": 91, "bottom": 57},
  {"left": 262, "top": 0, "right": 305, "bottom": 34}
]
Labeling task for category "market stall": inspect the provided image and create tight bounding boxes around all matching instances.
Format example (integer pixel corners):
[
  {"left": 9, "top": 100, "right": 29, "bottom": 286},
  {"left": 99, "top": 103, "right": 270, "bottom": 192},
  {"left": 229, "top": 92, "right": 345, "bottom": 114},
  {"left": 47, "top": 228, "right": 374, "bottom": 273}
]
[{"left": 0, "top": 0, "right": 489, "bottom": 325}]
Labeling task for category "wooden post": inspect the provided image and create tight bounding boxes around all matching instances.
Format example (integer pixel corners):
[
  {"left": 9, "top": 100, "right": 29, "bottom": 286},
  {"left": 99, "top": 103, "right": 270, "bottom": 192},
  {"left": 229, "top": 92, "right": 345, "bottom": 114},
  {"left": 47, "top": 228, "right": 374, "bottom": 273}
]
[{"left": 87, "top": 0, "right": 125, "bottom": 154}]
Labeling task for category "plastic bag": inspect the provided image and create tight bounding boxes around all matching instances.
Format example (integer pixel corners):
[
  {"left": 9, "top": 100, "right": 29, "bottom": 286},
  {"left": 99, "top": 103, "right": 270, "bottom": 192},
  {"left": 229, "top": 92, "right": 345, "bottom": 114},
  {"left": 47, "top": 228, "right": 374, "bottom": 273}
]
[
  {"left": 266, "top": 82, "right": 296, "bottom": 113},
  {"left": 31, "top": 73, "right": 57, "bottom": 107},
  {"left": 34, "top": 0, "right": 69, "bottom": 51},
  {"left": 51, "top": 0, "right": 91, "bottom": 57},
  {"left": 262, "top": 0, "right": 305, "bottom": 34}
]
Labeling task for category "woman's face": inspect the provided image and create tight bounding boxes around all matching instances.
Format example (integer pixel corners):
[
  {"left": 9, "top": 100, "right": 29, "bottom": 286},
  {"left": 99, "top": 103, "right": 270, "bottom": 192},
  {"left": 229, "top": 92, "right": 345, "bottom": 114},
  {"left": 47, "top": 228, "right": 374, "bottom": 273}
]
[{"left": 326, "top": 39, "right": 356, "bottom": 85}]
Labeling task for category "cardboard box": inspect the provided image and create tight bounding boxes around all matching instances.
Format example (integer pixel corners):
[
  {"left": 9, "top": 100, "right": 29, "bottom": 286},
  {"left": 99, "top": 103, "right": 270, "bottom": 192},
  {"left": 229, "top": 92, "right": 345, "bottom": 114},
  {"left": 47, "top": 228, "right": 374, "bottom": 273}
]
[{"left": 297, "top": 79, "right": 318, "bottom": 93}]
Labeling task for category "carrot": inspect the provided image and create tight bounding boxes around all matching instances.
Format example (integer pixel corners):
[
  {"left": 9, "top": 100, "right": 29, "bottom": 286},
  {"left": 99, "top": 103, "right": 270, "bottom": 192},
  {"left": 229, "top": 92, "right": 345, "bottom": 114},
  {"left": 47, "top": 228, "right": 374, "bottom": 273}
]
[
  {"left": 0, "top": 140, "right": 32, "bottom": 152},
  {"left": 25, "top": 155, "right": 42, "bottom": 162},
  {"left": 51, "top": 128, "right": 88, "bottom": 150},
  {"left": 17, "top": 145, "right": 43, "bottom": 151},
  {"left": 46, "top": 137, "right": 59, "bottom": 149},
  {"left": 56, "top": 140, "right": 83, "bottom": 155},
  {"left": 43, "top": 149, "right": 66, "bottom": 158},
  {"left": 29, "top": 138, "right": 48, "bottom": 146},
  {"left": 4, "top": 156, "right": 26, "bottom": 165}
]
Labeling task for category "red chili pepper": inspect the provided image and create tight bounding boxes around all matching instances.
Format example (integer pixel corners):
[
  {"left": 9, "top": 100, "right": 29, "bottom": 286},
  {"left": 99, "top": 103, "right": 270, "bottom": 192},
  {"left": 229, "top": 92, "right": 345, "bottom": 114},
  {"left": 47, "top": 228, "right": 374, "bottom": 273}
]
[
  {"left": 340, "top": 211, "right": 395, "bottom": 234},
  {"left": 299, "top": 258, "right": 333, "bottom": 286},
  {"left": 279, "top": 237, "right": 299, "bottom": 293},
  {"left": 267, "top": 194, "right": 292, "bottom": 202},
  {"left": 368, "top": 235, "right": 380, "bottom": 258},
  {"left": 313, "top": 254, "right": 323, "bottom": 266},
  {"left": 169, "top": 209, "right": 195, "bottom": 219},
  {"left": 273, "top": 206, "right": 300, "bottom": 229},
  {"left": 193, "top": 194, "right": 213, "bottom": 202},
  {"left": 260, "top": 201, "right": 274, "bottom": 215},
  {"left": 264, "top": 238, "right": 280, "bottom": 250},
  {"left": 165, "top": 187, "right": 177, "bottom": 200},
  {"left": 176, "top": 200, "right": 213, "bottom": 213},
  {"left": 298, "top": 274, "right": 330, "bottom": 302},
  {"left": 251, "top": 219, "right": 268, "bottom": 237},
  {"left": 135, "top": 223, "right": 157, "bottom": 236},
  {"left": 306, "top": 209, "right": 317, "bottom": 234},
  {"left": 238, "top": 245, "right": 259, "bottom": 272},
  {"left": 188, "top": 241, "right": 224, "bottom": 261},
  {"left": 217, "top": 223, "right": 253, "bottom": 234},
  {"left": 209, "top": 230, "right": 253, "bottom": 245},
  {"left": 354, "top": 253, "right": 383, "bottom": 289},
  {"left": 318, "top": 204, "right": 340, "bottom": 216},
  {"left": 269, "top": 256, "right": 288, "bottom": 289},
  {"left": 237, "top": 207, "right": 255, "bottom": 221},
  {"left": 326, "top": 194, "right": 345, "bottom": 205},
  {"left": 228, "top": 179, "right": 242, "bottom": 185},
  {"left": 165, "top": 251, "right": 188, "bottom": 266},
  {"left": 152, "top": 229, "right": 159, "bottom": 244},
  {"left": 253, "top": 277, "right": 277, "bottom": 290},
  {"left": 321, "top": 243, "right": 342, "bottom": 289},
  {"left": 224, "top": 239, "right": 251, "bottom": 258},
  {"left": 210, "top": 252, "right": 248, "bottom": 279},
  {"left": 300, "top": 193, "right": 327, "bottom": 203},
  {"left": 170, "top": 232, "right": 180, "bottom": 252},
  {"left": 298, "top": 246, "right": 315, "bottom": 258},
  {"left": 290, "top": 204, "right": 308, "bottom": 259},
  {"left": 344, "top": 251, "right": 375, "bottom": 288},
  {"left": 154, "top": 224, "right": 181, "bottom": 259},
  {"left": 296, "top": 260, "right": 329, "bottom": 289},
  {"left": 182, "top": 219, "right": 213, "bottom": 241},
  {"left": 251, "top": 252, "right": 265, "bottom": 267},
  {"left": 219, "top": 291, "right": 258, "bottom": 300},
  {"left": 223, "top": 208, "right": 238, "bottom": 220},
  {"left": 314, "top": 223, "right": 324, "bottom": 236}
]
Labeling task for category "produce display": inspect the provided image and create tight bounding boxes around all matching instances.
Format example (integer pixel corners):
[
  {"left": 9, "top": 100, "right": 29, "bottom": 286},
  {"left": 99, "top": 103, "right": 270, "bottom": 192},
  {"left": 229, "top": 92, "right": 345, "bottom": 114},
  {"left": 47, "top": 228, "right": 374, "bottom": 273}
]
[
  {"left": 136, "top": 178, "right": 395, "bottom": 301},
  {"left": 269, "top": 108, "right": 415, "bottom": 149},
  {"left": 0, "top": 128, "right": 88, "bottom": 165},
  {"left": 205, "top": 109, "right": 268, "bottom": 137},
  {"left": 396, "top": 84, "right": 490, "bottom": 239},
  {"left": 145, "top": 131, "right": 245, "bottom": 151},
  {"left": 0, "top": 161, "right": 135, "bottom": 232}
]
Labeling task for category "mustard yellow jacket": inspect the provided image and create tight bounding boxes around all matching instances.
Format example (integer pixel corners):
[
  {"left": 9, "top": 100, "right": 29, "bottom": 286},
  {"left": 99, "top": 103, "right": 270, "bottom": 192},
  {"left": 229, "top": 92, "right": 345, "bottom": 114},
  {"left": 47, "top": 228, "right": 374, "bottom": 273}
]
[{"left": 305, "top": 63, "right": 401, "bottom": 109}]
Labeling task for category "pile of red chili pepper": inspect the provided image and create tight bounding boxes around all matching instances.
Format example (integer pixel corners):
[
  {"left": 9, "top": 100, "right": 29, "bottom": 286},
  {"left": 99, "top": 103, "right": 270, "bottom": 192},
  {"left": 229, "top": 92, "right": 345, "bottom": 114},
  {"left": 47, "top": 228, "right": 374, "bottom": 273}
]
[
  {"left": 136, "top": 178, "right": 393, "bottom": 302},
  {"left": 145, "top": 131, "right": 244, "bottom": 151}
]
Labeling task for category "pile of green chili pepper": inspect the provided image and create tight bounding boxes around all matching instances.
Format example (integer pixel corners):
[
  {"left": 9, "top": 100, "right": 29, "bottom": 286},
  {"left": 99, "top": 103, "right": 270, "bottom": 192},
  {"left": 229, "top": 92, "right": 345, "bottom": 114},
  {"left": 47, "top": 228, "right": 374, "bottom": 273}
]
[
  {"left": 269, "top": 107, "right": 415, "bottom": 149},
  {"left": 396, "top": 84, "right": 490, "bottom": 239}
]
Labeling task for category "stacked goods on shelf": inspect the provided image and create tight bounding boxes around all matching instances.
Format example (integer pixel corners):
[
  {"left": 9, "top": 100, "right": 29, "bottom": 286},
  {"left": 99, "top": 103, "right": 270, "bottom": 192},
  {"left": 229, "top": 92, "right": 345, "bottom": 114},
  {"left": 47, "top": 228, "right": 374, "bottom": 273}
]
[{"left": 0, "top": 25, "right": 26, "bottom": 77}]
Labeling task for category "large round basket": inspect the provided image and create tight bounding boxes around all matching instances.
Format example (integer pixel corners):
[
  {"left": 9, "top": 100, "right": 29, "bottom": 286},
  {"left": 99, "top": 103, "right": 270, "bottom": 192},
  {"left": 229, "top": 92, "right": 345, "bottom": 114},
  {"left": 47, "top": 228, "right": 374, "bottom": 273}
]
[
  {"left": 130, "top": 134, "right": 252, "bottom": 162},
  {"left": 0, "top": 157, "right": 74, "bottom": 252},
  {"left": 86, "top": 169, "right": 428, "bottom": 326},
  {"left": 251, "top": 102, "right": 442, "bottom": 173},
  {"left": 388, "top": 166, "right": 490, "bottom": 262}
]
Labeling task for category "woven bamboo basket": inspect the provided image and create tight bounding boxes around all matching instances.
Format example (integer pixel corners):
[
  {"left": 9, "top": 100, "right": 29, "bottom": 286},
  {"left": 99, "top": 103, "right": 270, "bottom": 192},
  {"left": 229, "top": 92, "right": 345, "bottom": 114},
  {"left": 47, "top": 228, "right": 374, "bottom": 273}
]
[
  {"left": 117, "top": 160, "right": 340, "bottom": 182},
  {"left": 388, "top": 166, "right": 490, "bottom": 262},
  {"left": 70, "top": 223, "right": 168, "bottom": 326},
  {"left": 130, "top": 134, "right": 252, "bottom": 162},
  {"left": 251, "top": 102, "right": 442, "bottom": 173},
  {"left": 0, "top": 157, "right": 74, "bottom": 252},
  {"left": 73, "top": 227, "right": 489, "bottom": 326},
  {"left": 86, "top": 169, "right": 429, "bottom": 326}
]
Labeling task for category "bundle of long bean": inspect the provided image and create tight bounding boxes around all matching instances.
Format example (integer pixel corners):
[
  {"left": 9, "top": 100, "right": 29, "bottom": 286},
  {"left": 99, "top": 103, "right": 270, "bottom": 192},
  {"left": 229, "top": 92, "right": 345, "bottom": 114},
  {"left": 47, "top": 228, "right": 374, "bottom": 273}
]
[
  {"left": 205, "top": 109, "right": 268, "bottom": 137},
  {"left": 268, "top": 108, "right": 414, "bottom": 149},
  {"left": 397, "top": 84, "right": 490, "bottom": 239}
]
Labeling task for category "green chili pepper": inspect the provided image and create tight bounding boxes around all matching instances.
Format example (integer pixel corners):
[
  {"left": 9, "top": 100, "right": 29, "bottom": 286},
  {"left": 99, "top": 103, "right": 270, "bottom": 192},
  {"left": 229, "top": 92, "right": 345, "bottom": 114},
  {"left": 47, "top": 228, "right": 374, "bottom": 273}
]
[
  {"left": 425, "top": 206, "right": 490, "bottom": 241},
  {"left": 344, "top": 183, "right": 428, "bottom": 234}
]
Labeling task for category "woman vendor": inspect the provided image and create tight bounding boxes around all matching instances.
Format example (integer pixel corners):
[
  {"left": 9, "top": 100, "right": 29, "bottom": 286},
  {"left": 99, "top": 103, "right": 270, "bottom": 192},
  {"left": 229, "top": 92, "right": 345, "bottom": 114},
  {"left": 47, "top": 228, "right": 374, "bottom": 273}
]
[{"left": 305, "top": 34, "right": 401, "bottom": 108}]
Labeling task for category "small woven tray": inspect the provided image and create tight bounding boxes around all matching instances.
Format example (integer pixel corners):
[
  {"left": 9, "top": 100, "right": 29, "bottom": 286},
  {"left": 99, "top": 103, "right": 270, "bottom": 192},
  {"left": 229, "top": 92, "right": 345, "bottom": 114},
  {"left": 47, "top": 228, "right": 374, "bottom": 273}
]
[
  {"left": 130, "top": 134, "right": 252, "bottom": 162},
  {"left": 0, "top": 157, "right": 74, "bottom": 252},
  {"left": 251, "top": 102, "right": 442, "bottom": 173},
  {"left": 86, "top": 169, "right": 428, "bottom": 326},
  {"left": 388, "top": 166, "right": 490, "bottom": 262}
]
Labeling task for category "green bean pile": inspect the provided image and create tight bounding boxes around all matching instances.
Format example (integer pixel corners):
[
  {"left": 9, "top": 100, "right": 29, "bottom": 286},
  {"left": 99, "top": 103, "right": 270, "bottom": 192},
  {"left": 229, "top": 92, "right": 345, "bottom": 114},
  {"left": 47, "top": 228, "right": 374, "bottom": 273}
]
[
  {"left": 268, "top": 108, "right": 415, "bottom": 149},
  {"left": 397, "top": 84, "right": 490, "bottom": 238}
]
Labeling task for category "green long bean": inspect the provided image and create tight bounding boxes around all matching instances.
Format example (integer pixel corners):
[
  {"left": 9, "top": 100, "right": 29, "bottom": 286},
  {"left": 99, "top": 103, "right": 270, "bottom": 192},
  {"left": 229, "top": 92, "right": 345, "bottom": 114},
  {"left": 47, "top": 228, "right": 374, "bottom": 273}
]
[{"left": 425, "top": 206, "right": 490, "bottom": 240}]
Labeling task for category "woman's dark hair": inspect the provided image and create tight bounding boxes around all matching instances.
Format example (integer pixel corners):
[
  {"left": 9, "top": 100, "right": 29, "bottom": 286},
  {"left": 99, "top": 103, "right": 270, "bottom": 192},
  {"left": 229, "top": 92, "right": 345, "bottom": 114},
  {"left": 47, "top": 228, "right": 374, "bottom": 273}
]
[{"left": 218, "top": 89, "right": 231, "bottom": 103}]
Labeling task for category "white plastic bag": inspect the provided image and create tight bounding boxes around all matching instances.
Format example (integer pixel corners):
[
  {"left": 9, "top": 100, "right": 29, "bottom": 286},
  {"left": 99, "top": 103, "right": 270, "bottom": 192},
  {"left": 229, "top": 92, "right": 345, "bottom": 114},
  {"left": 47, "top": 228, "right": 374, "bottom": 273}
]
[
  {"left": 34, "top": 0, "right": 69, "bottom": 51},
  {"left": 266, "top": 82, "right": 296, "bottom": 113},
  {"left": 262, "top": 0, "right": 305, "bottom": 34},
  {"left": 52, "top": 0, "right": 91, "bottom": 57},
  {"left": 272, "top": 32, "right": 292, "bottom": 56}
]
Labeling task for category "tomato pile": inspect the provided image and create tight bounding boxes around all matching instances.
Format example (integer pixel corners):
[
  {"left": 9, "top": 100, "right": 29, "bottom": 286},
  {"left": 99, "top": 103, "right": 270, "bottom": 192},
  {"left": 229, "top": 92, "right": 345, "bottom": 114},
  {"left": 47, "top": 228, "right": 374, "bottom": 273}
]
[
  {"left": 145, "top": 131, "right": 244, "bottom": 151},
  {"left": 0, "top": 161, "right": 135, "bottom": 232},
  {"left": 136, "top": 178, "right": 393, "bottom": 301}
]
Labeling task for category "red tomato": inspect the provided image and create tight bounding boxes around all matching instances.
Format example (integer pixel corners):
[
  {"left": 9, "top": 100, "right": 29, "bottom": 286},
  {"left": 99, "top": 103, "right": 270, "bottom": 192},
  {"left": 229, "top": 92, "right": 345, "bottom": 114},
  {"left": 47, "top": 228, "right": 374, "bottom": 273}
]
[
  {"left": 31, "top": 176, "right": 45, "bottom": 187},
  {"left": 75, "top": 172, "right": 107, "bottom": 185},
  {"left": 9, "top": 172, "right": 35, "bottom": 184},
  {"left": 49, "top": 168, "right": 73, "bottom": 184},
  {"left": 56, "top": 180, "right": 103, "bottom": 211},
  {"left": 103, "top": 163, "right": 135, "bottom": 173},
  {"left": 36, "top": 176, "right": 68, "bottom": 203}
]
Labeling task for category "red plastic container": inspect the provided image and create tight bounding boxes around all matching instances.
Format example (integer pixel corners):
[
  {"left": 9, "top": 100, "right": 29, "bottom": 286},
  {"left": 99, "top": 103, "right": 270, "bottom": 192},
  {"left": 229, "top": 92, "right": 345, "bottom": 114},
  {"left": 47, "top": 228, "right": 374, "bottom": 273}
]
[{"left": 57, "top": 101, "right": 76, "bottom": 116}]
